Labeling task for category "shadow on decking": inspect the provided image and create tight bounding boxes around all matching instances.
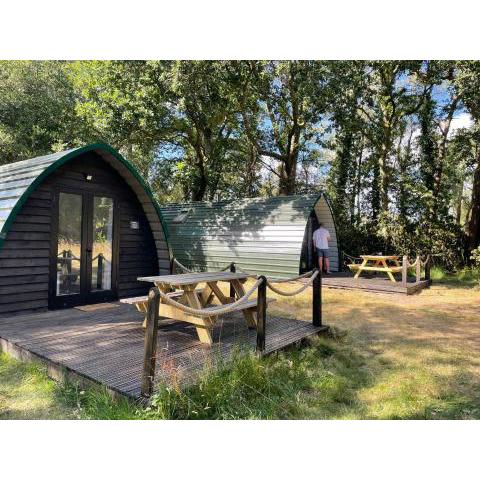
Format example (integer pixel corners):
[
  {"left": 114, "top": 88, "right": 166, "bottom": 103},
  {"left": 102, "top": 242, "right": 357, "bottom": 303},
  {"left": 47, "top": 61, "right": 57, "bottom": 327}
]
[{"left": 0, "top": 303, "right": 324, "bottom": 400}]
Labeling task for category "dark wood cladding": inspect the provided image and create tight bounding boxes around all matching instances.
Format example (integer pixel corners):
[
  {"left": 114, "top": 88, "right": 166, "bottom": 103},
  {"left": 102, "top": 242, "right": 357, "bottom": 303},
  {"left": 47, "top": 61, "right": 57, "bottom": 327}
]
[{"left": 0, "top": 152, "right": 160, "bottom": 316}]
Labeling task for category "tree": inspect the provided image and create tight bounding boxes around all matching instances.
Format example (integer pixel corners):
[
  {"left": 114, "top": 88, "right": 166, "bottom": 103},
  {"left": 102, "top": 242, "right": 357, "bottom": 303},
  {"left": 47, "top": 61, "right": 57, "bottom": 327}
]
[
  {"left": 358, "top": 61, "right": 425, "bottom": 218},
  {"left": 326, "top": 61, "right": 367, "bottom": 225},
  {"left": 454, "top": 61, "right": 480, "bottom": 251},
  {"left": 69, "top": 60, "right": 171, "bottom": 178},
  {"left": 0, "top": 61, "right": 81, "bottom": 164},
  {"left": 71, "top": 60, "right": 241, "bottom": 201},
  {"left": 230, "top": 61, "right": 330, "bottom": 195}
]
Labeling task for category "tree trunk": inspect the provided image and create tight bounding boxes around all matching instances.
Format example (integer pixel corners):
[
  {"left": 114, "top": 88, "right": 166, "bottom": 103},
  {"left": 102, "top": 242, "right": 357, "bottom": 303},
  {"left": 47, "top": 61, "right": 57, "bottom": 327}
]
[
  {"left": 379, "top": 132, "right": 392, "bottom": 215},
  {"left": 433, "top": 96, "right": 458, "bottom": 217},
  {"left": 335, "top": 131, "right": 353, "bottom": 220},
  {"left": 192, "top": 152, "right": 208, "bottom": 201},
  {"left": 398, "top": 128, "right": 412, "bottom": 223},
  {"left": 456, "top": 180, "right": 464, "bottom": 226},
  {"left": 371, "top": 159, "right": 381, "bottom": 219},
  {"left": 192, "top": 175, "right": 207, "bottom": 201},
  {"left": 278, "top": 153, "right": 297, "bottom": 195},
  {"left": 355, "top": 146, "right": 363, "bottom": 226},
  {"left": 467, "top": 150, "right": 480, "bottom": 251}
]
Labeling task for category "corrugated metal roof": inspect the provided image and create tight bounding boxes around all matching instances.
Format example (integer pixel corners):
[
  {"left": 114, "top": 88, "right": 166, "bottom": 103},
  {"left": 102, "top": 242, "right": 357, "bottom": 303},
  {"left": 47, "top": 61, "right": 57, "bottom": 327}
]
[
  {"left": 0, "top": 143, "right": 172, "bottom": 272},
  {"left": 160, "top": 193, "right": 339, "bottom": 278}
]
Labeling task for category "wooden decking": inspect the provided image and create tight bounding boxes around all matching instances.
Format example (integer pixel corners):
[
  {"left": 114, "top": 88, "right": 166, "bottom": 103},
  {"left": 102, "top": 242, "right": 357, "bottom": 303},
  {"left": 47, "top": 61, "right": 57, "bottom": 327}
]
[
  {"left": 0, "top": 303, "right": 325, "bottom": 400},
  {"left": 322, "top": 271, "right": 430, "bottom": 294}
]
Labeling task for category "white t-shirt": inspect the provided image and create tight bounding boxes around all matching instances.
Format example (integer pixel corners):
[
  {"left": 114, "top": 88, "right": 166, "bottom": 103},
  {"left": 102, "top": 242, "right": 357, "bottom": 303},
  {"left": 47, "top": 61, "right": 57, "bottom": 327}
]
[{"left": 313, "top": 227, "right": 331, "bottom": 250}]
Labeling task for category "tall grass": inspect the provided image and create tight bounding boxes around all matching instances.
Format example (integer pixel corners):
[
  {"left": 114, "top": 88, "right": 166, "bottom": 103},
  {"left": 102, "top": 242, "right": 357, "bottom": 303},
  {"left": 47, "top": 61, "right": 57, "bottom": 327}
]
[
  {"left": 143, "top": 334, "right": 371, "bottom": 420},
  {"left": 430, "top": 265, "right": 480, "bottom": 285}
]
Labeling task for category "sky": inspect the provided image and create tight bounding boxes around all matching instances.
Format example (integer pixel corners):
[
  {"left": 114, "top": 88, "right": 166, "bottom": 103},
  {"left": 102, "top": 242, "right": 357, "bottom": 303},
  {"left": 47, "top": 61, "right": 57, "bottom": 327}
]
[{"left": 450, "top": 112, "right": 473, "bottom": 135}]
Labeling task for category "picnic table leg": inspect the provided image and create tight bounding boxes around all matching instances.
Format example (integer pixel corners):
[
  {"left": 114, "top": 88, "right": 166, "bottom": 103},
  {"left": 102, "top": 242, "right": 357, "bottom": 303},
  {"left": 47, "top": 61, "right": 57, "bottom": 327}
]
[
  {"left": 354, "top": 259, "right": 367, "bottom": 279},
  {"left": 230, "top": 279, "right": 257, "bottom": 328},
  {"left": 381, "top": 259, "right": 396, "bottom": 282},
  {"left": 183, "top": 287, "right": 213, "bottom": 344},
  {"left": 199, "top": 283, "right": 214, "bottom": 306},
  {"left": 207, "top": 281, "right": 231, "bottom": 305}
]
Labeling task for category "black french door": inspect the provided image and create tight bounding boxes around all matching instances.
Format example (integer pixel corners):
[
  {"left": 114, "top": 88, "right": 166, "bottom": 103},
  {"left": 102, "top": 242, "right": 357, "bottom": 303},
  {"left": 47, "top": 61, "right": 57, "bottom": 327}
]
[{"left": 49, "top": 189, "right": 119, "bottom": 308}]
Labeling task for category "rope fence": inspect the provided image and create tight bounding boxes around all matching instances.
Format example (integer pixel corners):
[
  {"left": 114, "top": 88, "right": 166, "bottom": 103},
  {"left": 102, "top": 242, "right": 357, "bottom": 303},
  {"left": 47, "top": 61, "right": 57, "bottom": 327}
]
[
  {"left": 266, "top": 270, "right": 319, "bottom": 296},
  {"left": 157, "top": 278, "right": 263, "bottom": 317},
  {"left": 172, "top": 257, "right": 233, "bottom": 274}
]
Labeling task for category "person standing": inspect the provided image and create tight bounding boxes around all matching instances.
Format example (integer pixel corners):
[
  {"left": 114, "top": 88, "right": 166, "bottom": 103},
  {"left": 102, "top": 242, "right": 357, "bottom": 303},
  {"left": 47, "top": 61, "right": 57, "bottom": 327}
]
[{"left": 313, "top": 223, "right": 331, "bottom": 273}]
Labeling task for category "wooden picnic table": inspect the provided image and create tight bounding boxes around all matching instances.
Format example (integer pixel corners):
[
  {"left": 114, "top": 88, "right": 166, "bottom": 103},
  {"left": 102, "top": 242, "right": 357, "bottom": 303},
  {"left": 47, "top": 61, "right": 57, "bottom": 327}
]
[
  {"left": 349, "top": 255, "right": 402, "bottom": 283},
  {"left": 137, "top": 271, "right": 257, "bottom": 344}
]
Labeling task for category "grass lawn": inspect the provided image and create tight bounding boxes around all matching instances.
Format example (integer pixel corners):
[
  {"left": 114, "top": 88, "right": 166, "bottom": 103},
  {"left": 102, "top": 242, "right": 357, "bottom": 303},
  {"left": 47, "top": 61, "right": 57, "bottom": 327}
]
[{"left": 1, "top": 278, "right": 480, "bottom": 420}]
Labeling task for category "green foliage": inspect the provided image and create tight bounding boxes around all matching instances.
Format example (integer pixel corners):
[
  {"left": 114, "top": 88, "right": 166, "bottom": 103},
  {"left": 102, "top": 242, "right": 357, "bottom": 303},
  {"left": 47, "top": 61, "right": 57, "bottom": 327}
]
[
  {"left": 0, "top": 61, "right": 83, "bottom": 163},
  {"left": 470, "top": 247, "right": 480, "bottom": 284}
]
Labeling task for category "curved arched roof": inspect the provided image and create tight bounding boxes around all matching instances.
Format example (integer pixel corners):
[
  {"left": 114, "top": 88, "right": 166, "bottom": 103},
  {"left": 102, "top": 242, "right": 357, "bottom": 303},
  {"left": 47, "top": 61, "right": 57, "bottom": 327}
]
[
  {"left": 160, "top": 193, "right": 339, "bottom": 278},
  {"left": 0, "top": 143, "right": 171, "bottom": 270}
]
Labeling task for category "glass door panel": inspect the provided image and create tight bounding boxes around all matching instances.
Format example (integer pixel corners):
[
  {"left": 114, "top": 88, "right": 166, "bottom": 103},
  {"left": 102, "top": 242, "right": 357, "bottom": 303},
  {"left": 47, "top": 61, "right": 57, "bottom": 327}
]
[
  {"left": 91, "top": 196, "right": 114, "bottom": 291},
  {"left": 56, "top": 193, "right": 82, "bottom": 296}
]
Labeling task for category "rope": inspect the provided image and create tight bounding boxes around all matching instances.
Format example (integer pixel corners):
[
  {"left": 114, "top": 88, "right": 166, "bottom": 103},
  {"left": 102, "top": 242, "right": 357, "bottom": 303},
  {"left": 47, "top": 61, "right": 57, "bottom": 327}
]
[
  {"left": 264, "top": 270, "right": 314, "bottom": 283},
  {"left": 157, "top": 278, "right": 263, "bottom": 317},
  {"left": 266, "top": 270, "right": 319, "bottom": 296},
  {"left": 234, "top": 266, "right": 259, "bottom": 278},
  {"left": 420, "top": 255, "right": 431, "bottom": 267},
  {"left": 235, "top": 266, "right": 316, "bottom": 284},
  {"left": 173, "top": 258, "right": 233, "bottom": 274},
  {"left": 343, "top": 252, "right": 362, "bottom": 263},
  {"left": 173, "top": 258, "right": 193, "bottom": 273},
  {"left": 407, "top": 257, "right": 419, "bottom": 268}
]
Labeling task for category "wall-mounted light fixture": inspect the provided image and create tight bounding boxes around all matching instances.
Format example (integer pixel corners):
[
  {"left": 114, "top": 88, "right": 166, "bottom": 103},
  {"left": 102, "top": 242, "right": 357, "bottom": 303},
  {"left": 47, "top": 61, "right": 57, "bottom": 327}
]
[{"left": 84, "top": 173, "right": 93, "bottom": 181}]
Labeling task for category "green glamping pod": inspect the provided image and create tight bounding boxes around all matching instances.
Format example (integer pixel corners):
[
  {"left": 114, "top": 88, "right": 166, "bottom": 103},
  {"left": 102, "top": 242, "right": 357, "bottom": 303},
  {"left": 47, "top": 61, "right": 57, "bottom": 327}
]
[
  {"left": 161, "top": 193, "right": 339, "bottom": 278},
  {"left": 0, "top": 143, "right": 171, "bottom": 316}
]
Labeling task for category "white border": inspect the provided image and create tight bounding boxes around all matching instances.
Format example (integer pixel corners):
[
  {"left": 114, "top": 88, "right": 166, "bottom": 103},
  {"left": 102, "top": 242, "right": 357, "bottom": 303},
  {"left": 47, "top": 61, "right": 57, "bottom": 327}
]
[{"left": 1, "top": 0, "right": 479, "bottom": 59}]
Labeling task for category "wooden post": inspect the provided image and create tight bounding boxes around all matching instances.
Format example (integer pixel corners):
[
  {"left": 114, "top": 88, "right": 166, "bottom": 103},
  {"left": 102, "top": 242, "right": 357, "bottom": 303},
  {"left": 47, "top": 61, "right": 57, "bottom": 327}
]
[
  {"left": 66, "top": 250, "right": 73, "bottom": 291},
  {"left": 312, "top": 268, "right": 322, "bottom": 327},
  {"left": 141, "top": 288, "right": 161, "bottom": 397},
  {"left": 425, "top": 255, "right": 431, "bottom": 283},
  {"left": 401, "top": 255, "right": 408, "bottom": 287},
  {"left": 170, "top": 257, "right": 175, "bottom": 274},
  {"left": 415, "top": 255, "right": 421, "bottom": 283},
  {"left": 97, "top": 254, "right": 103, "bottom": 289},
  {"left": 229, "top": 262, "right": 236, "bottom": 300},
  {"left": 256, "top": 276, "right": 267, "bottom": 355}
]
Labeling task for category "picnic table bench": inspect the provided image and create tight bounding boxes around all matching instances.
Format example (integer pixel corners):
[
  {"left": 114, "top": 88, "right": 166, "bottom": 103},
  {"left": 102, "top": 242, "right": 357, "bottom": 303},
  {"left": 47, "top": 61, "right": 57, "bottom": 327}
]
[{"left": 122, "top": 271, "right": 274, "bottom": 344}]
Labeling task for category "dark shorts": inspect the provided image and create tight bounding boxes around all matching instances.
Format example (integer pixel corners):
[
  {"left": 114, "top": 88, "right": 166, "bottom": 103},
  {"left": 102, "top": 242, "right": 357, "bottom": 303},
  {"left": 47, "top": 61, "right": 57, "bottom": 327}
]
[{"left": 317, "top": 249, "right": 329, "bottom": 259}]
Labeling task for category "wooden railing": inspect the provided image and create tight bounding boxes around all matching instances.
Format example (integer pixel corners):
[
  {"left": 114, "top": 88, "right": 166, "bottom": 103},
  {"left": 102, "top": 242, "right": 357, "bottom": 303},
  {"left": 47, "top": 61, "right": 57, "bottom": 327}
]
[{"left": 400, "top": 254, "right": 432, "bottom": 286}]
